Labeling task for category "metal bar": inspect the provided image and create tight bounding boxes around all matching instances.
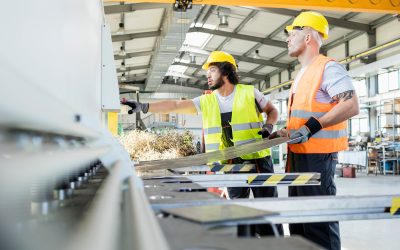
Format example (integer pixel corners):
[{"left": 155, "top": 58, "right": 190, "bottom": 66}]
[
  {"left": 183, "top": 1, "right": 400, "bottom": 14},
  {"left": 188, "top": 27, "right": 287, "bottom": 48},
  {"left": 65, "top": 162, "right": 122, "bottom": 250},
  {"left": 117, "top": 65, "right": 149, "bottom": 73},
  {"left": 182, "top": 47, "right": 289, "bottom": 69},
  {"left": 173, "top": 164, "right": 256, "bottom": 173},
  {"left": 136, "top": 137, "right": 289, "bottom": 171},
  {"left": 104, "top": 3, "right": 169, "bottom": 14},
  {"left": 157, "top": 173, "right": 321, "bottom": 187},
  {"left": 127, "top": 175, "right": 170, "bottom": 250},
  {"left": 234, "top": 54, "right": 289, "bottom": 69},
  {"left": 112, "top": 30, "right": 161, "bottom": 42},
  {"left": 114, "top": 50, "right": 154, "bottom": 60},
  {"left": 247, "top": 7, "right": 370, "bottom": 32},
  {"left": 172, "top": 62, "right": 267, "bottom": 80},
  {"left": 161, "top": 79, "right": 208, "bottom": 89}
]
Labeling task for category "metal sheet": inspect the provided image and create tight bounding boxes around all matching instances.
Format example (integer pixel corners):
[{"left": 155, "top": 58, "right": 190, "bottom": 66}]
[
  {"left": 147, "top": 173, "right": 321, "bottom": 187},
  {"left": 136, "top": 137, "right": 289, "bottom": 171},
  {"left": 152, "top": 194, "right": 400, "bottom": 224},
  {"left": 162, "top": 204, "right": 278, "bottom": 224},
  {"left": 171, "top": 163, "right": 256, "bottom": 173}
]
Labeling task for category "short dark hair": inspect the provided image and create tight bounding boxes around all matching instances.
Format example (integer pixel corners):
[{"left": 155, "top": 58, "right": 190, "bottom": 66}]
[{"left": 209, "top": 62, "right": 239, "bottom": 84}]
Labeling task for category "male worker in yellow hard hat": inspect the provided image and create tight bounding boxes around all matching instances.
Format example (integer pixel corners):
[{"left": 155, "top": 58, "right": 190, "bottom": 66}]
[
  {"left": 270, "top": 11, "right": 359, "bottom": 250},
  {"left": 122, "top": 50, "right": 282, "bottom": 236}
]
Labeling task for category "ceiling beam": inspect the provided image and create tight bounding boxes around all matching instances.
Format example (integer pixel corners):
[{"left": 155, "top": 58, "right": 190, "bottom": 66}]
[
  {"left": 234, "top": 54, "right": 288, "bottom": 69},
  {"left": 188, "top": 27, "right": 287, "bottom": 48},
  {"left": 162, "top": 79, "right": 208, "bottom": 90},
  {"left": 247, "top": 7, "right": 371, "bottom": 32},
  {"left": 118, "top": 73, "right": 147, "bottom": 80},
  {"left": 104, "top": 3, "right": 169, "bottom": 14},
  {"left": 172, "top": 62, "right": 268, "bottom": 81},
  {"left": 183, "top": 47, "right": 289, "bottom": 69},
  {"left": 216, "top": 10, "right": 259, "bottom": 51},
  {"left": 114, "top": 50, "right": 154, "bottom": 60},
  {"left": 112, "top": 30, "right": 161, "bottom": 42},
  {"left": 323, "top": 31, "right": 365, "bottom": 51},
  {"left": 119, "top": 80, "right": 146, "bottom": 86},
  {"left": 117, "top": 65, "right": 149, "bottom": 73}
]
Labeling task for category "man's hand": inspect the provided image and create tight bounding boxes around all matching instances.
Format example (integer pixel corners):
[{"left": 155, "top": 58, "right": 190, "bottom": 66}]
[
  {"left": 268, "top": 128, "right": 288, "bottom": 139},
  {"left": 120, "top": 98, "right": 149, "bottom": 114},
  {"left": 288, "top": 117, "right": 322, "bottom": 144},
  {"left": 258, "top": 124, "right": 273, "bottom": 138}
]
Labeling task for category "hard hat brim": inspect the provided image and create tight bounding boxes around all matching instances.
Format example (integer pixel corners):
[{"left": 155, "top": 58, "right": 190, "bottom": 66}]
[
  {"left": 285, "top": 25, "right": 328, "bottom": 40},
  {"left": 285, "top": 25, "right": 294, "bottom": 33},
  {"left": 202, "top": 62, "right": 210, "bottom": 70}
]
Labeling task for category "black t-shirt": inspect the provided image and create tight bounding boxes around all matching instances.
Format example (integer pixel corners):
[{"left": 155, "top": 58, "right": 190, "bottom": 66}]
[{"left": 220, "top": 100, "right": 263, "bottom": 148}]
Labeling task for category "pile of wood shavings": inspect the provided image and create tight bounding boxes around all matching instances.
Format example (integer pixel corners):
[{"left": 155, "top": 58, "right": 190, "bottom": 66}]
[{"left": 119, "top": 129, "right": 196, "bottom": 161}]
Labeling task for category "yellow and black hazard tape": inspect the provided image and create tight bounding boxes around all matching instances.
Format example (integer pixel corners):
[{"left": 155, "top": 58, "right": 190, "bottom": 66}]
[
  {"left": 390, "top": 197, "right": 400, "bottom": 215},
  {"left": 247, "top": 173, "right": 320, "bottom": 186},
  {"left": 209, "top": 164, "right": 255, "bottom": 173}
]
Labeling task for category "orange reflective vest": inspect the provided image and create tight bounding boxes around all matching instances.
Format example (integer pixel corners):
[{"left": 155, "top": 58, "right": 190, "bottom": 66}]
[{"left": 287, "top": 55, "right": 348, "bottom": 154}]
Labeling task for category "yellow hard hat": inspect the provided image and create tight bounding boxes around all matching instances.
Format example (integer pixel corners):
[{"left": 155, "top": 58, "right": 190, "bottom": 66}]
[
  {"left": 285, "top": 11, "right": 329, "bottom": 40},
  {"left": 202, "top": 51, "right": 237, "bottom": 70}
]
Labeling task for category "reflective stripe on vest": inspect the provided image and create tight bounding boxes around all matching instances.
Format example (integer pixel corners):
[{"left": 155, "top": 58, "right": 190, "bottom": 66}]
[
  {"left": 290, "top": 110, "right": 327, "bottom": 119},
  {"left": 232, "top": 122, "right": 263, "bottom": 132},
  {"left": 287, "top": 55, "right": 348, "bottom": 154},
  {"left": 289, "top": 129, "right": 347, "bottom": 139},
  {"left": 200, "top": 84, "right": 270, "bottom": 159},
  {"left": 204, "top": 127, "right": 222, "bottom": 135}
]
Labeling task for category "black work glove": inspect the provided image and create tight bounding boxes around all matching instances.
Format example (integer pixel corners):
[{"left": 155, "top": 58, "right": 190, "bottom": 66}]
[
  {"left": 258, "top": 124, "right": 273, "bottom": 138},
  {"left": 288, "top": 117, "right": 322, "bottom": 144},
  {"left": 120, "top": 98, "right": 149, "bottom": 114}
]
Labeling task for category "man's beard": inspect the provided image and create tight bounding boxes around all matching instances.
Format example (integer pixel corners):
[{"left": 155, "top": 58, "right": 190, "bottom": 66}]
[
  {"left": 209, "top": 76, "right": 224, "bottom": 90},
  {"left": 288, "top": 43, "right": 306, "bottom": 57}
]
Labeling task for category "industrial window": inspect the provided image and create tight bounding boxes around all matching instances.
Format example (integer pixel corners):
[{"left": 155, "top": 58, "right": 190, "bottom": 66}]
[
  {"left": 350, "top": 117, "right": 369, "bottom": 136},
  {"left": 378, "top": 70, "right": 400, "bottom": 94},
  {"left": 388, "top": 70, "right": 400, "bottom": 91},
  {"left": 352, "top": 79, "right": 367, "bottom": 97}
]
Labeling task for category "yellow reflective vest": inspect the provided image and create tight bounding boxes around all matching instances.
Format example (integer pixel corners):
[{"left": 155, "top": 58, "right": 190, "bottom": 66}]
[{"left": 199, "top": 84, "right": 270, "bottom": 160}]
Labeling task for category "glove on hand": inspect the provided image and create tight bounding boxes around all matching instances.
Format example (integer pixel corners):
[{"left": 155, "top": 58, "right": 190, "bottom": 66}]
[
  {"left": 268, "top": 128, "right": 288, "bottom": 139},
  {"left": 120, "top": 98, "right": 149, "bottom": 114},
  {"left": 258, "top": 124, "right": 274, "bottom": 138},
  {"left": 288, "top": 116, "right": 322, "bottom": 144}
]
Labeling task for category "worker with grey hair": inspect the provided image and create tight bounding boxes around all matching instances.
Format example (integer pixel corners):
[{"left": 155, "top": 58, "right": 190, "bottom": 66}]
[
  {"left": 122, "top": 50, "right": 283, "bottom": 236},
  {"left": 270, "top": 11, "right": 359, "bottom": 249}
]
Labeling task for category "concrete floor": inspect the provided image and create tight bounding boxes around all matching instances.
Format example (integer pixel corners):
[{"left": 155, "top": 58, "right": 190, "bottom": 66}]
[{"left": 276, "top": 170, "right": 400, "bottom": 250}]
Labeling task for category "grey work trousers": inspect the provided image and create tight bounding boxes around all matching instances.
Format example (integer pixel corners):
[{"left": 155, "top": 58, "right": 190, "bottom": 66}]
[{"left": 287, "top": 151, "right": 340, "bottom": 250}]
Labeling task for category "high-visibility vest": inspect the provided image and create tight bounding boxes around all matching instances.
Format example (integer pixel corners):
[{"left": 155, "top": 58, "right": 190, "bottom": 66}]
[
  {"left": 200, "top": 84, "right": 270, "bottom": 159},
  {"left": 287, "top": 55, "right": 348, "bottom": 154}
]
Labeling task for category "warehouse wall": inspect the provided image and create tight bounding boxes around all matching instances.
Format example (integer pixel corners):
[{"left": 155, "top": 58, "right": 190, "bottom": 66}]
[{"left": 376, "top": 19, "right": 400, "bottom": 60}]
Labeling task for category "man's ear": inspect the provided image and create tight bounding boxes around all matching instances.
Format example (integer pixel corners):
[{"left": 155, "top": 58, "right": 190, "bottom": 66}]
[{"left": 305, "top": 33, "right": 311, "bottom": 44}]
